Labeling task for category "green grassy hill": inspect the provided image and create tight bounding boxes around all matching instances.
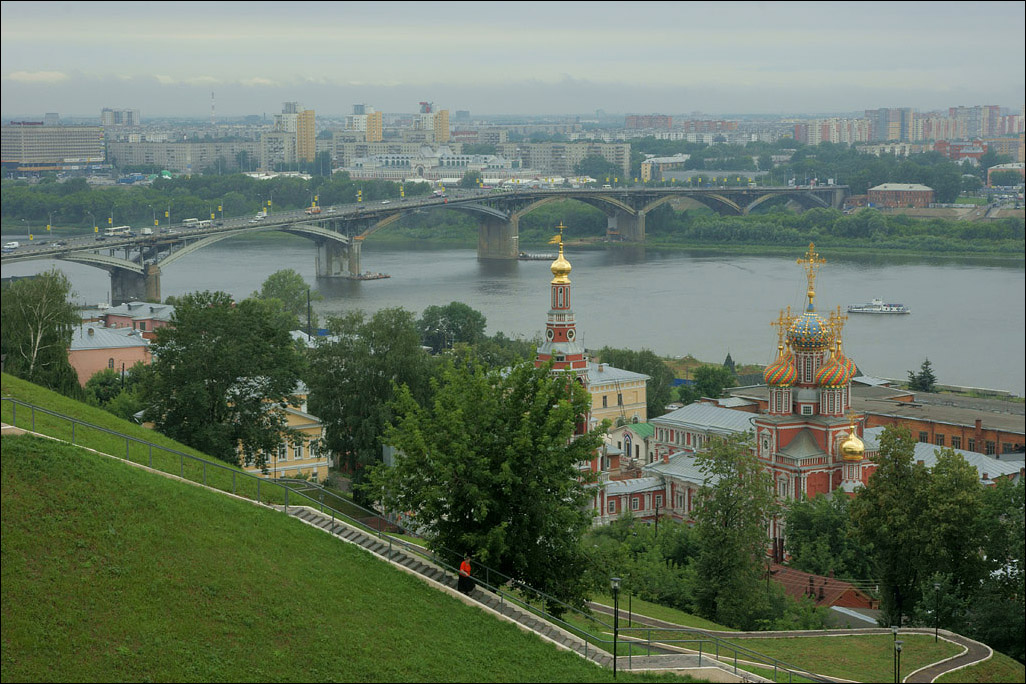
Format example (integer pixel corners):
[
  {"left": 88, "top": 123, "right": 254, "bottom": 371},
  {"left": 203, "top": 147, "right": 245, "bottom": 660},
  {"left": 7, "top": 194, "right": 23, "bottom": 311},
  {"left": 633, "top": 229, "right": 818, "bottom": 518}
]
[{"left": 1, "top": 433, "right": 686, "bottom": 682}]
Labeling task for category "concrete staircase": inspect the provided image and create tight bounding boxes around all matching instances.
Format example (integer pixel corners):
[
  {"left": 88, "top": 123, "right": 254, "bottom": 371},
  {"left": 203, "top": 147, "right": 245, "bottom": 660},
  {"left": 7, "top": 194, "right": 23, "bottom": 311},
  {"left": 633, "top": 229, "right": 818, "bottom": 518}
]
[{"left": 286, "top": 505, "right": 618, "bottom": 670}]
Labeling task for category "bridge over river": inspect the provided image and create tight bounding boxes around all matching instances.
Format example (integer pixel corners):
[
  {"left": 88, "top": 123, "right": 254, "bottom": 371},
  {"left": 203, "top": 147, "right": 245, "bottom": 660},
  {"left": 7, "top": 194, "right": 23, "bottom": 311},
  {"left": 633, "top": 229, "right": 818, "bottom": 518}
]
[{"left": 1, "top": 184, "right": 847, "bottom": 303}]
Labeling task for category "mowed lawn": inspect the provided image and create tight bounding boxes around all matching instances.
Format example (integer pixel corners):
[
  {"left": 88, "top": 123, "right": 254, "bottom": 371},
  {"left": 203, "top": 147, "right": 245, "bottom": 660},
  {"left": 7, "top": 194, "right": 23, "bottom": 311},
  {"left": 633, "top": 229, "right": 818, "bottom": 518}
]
[{"left": 0, "top": 435, "right": 690, "bottom": 683}]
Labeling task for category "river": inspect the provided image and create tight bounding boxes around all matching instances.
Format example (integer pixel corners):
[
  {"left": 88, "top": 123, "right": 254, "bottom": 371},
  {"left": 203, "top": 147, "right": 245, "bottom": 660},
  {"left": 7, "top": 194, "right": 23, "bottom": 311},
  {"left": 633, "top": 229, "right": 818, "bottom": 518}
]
[{"left": 3, "top": 235, "right": 1024, "bottom": 396}]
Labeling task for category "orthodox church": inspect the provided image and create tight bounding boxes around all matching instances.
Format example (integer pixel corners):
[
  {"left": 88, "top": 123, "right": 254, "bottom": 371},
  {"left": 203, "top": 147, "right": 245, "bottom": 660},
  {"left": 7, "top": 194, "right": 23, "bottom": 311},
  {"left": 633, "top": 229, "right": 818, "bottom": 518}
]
[{"left": 594, "top": 243, "right": 869, "bottom": 534}]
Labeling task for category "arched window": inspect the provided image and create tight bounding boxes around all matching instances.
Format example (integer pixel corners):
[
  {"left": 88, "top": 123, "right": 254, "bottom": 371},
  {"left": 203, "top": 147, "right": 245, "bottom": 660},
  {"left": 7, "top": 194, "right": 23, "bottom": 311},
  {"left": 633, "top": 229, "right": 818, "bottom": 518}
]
[{"left": 108, "top": 358, "right": 115, "bottom": 369}]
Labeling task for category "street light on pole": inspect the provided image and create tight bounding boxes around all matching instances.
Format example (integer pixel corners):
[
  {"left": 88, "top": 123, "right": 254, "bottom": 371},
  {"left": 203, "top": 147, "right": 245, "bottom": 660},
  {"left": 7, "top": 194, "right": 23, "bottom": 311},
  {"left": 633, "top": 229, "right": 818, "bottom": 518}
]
[
  {"left": 611, "top": 576, "right": 621, "bottom": 679},
  {"left": 87, "top": 211, "right": 97, "bottom": 235},
  {"left": 894, "top": 640, "right": 903, "bottom": 684}
]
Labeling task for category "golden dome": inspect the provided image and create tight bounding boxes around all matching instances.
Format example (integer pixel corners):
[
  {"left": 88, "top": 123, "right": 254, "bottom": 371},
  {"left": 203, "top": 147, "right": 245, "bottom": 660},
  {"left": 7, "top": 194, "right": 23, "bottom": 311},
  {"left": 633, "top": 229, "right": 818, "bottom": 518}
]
[
  {"left": 840, "top": 425, "right": 865, "bottom": 461},
  {"left": 550, "top": 225, "right": 572, "bottom": 284}
]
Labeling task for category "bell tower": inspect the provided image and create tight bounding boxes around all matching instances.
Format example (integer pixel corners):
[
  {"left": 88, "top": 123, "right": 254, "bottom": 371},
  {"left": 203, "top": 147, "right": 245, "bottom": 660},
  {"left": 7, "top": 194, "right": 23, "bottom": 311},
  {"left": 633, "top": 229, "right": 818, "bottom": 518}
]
[{"left": 535, "top": 224, "right": 589, "bottom": 378}]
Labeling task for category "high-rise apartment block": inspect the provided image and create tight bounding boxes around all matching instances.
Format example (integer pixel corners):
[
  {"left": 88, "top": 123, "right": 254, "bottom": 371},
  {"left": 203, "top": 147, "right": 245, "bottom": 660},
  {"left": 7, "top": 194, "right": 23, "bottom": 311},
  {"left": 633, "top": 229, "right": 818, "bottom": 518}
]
[
  {"left": 866, "top": 108, "right": 915, "bottom": 142},
  {"left": 101, "top": 108, "right": 141, "bottom": 127}
]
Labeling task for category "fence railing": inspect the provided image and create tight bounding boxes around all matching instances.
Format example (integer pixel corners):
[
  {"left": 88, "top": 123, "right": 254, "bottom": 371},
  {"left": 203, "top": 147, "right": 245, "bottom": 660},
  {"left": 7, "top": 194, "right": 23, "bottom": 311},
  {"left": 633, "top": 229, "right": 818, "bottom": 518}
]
[{"left": 2, "top": 396, "right": 828, "bottom": 682}]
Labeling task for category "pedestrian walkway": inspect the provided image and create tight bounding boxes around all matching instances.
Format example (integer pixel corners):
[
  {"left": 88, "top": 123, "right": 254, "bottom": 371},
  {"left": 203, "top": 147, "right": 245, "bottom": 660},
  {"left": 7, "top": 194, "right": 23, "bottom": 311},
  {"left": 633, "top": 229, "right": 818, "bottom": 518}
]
[{"left": 588, "top": 602, "right": 993, "bottom": 682}]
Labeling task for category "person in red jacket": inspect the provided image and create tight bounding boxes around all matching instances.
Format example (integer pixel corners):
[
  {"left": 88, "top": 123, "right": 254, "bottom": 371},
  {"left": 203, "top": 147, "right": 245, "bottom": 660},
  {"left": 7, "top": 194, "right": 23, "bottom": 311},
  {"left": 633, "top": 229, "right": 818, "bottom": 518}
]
[{"left": 458, "top": 555, "right": 473, "bottom": 594}]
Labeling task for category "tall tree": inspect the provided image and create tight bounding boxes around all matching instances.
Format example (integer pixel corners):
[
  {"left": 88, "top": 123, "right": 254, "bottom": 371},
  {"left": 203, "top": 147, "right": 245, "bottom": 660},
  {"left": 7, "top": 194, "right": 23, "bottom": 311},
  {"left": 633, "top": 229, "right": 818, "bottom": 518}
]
[
  {"left": 418, "top": 301, "right": 487, "bottom": 353},
  {"left": 907, "top": 358, "right": 937, "bottom": 392},
  {"left": 306, "top": 308, "right": 433, "bottom": 483},
  {"left": 0, "top": 269, "right": 82, "bottom": 397},
  {"left": 692, "top": 432, "right": 777, "bottom": 629},
  {"left": 367, "top": 355, "right": 605, "bottom": 612},
  {"left": 141, "top": 291, "right": 304, "bottom": 468},
  {"left": 849, "top": 425, "right": 931, "bottom": 626},
  {"left": 251, "top": 268, "right": 322, "bottom": 331}
]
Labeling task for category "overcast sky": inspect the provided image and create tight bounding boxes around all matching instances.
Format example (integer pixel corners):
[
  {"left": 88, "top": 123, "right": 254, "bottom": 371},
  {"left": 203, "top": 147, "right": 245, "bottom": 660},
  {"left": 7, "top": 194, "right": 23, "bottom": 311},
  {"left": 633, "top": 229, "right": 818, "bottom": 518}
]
[{"left": 2, "top": 1, "right": 1024, "bottom": 120}]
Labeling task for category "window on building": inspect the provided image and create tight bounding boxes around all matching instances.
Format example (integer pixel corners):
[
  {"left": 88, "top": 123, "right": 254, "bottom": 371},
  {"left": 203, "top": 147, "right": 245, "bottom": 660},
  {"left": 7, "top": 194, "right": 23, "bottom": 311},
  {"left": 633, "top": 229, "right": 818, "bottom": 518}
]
[
  {"left": 108, "top": 358, "right": 115, "bottom": 369},
  {"left": 918, "top": 431, "right": 929, "bottom": 443},
  {"left": 1002, "top": 443, "right": 1013, "bottom": 454},
  {"left": 635, "top": 444, "right": 640, "bottom": 460},
  {"left": 801, "top": 405, "right": 813, "bottom": 416},
  {"left": 608, "top": 500, "right": 616, "bottom": 514},
  {"left": 935, "top": 435, "right": 945, "bottom": 447},
  {"left": 631, "top": 497, "right": 640, "bottom": 511},
  {"left": 139, "top": 321, "right": 147, "bottom": 331},
  {"left": 655, "top": 494, "right": 663, "bottom": 508},
  {"left": 951, "top": 436, "right": 961, "bottom": 449},
  {"left": 603, "top": 395, "right": 608, "bottom": 408},
  {"left": 617, "top": 393, "right": 623, "bottom": 406},
  {"left": 968, "top": 438, "right": 976, "bottom": 452},
  {"left": 295, "top": 442, "right": 304, "bottom": 460},
  {"left": 986, "top": 441, "right": 996, "bottom": 455},
  {"left": 277, "top": 443, "right": 287, "bottom": 463}
]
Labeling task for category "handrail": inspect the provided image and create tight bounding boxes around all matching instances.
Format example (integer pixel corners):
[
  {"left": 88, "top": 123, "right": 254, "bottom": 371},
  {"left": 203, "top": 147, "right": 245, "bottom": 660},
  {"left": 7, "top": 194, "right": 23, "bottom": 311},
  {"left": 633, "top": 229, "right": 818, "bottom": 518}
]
[{"left": 2, "top": 395, "right": 826, "bottom": 681}]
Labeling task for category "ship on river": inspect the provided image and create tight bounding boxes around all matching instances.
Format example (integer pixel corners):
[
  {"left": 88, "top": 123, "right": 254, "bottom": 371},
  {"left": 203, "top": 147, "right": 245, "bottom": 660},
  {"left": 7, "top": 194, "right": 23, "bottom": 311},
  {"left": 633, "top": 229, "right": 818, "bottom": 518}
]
[{"left": 847, "top": 298, "right": 910, "bottom": 314}]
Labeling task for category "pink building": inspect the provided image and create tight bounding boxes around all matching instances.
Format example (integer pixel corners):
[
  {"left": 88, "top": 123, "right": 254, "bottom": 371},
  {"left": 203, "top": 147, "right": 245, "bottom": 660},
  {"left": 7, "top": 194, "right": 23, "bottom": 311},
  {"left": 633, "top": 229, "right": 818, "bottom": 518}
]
[{"left": 68, "top": 323, "right": 151, "bottom": 386}]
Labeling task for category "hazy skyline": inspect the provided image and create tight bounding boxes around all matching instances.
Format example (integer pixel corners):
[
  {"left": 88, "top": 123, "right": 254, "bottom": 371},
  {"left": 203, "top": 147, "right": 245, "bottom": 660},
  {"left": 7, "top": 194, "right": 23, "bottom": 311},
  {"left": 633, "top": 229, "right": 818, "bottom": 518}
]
[{"left": 3, "top": 1, "right": 1024, "bottom": 119}]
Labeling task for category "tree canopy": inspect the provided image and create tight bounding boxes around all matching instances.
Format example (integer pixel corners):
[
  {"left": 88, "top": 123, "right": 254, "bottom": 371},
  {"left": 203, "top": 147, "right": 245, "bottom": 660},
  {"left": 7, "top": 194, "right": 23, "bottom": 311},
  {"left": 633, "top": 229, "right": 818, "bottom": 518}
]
[
  {"left": 367, "top": 356, "right": 605, "bottom": 612},
  {"left": 907, "top": 358, "right": 937, "bottom": 392},
  {"left": 141, "top": 291, "right": 305, "bottom": 468},
  {"left": 0, "top": 270, "right": 82, "bottom": 398},
  {"left": 305, "top": 308, "right": 434, "bottom": 486},
  {"left": 692, "top": 432, "right": 778, "bottom": 629},
  {"left": 417, "top": 301, "right": 487, "bottom": 354},
  {"left": 679, "top": 364, "right": 737, "bottom": 404},
  {"left": 251, "top": 268, "right": 322, "bottom": 331}
]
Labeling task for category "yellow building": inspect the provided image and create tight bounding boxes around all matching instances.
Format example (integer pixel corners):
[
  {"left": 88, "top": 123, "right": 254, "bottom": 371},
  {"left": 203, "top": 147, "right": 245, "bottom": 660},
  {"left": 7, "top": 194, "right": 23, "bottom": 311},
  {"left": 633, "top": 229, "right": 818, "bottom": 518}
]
[
  {"left": 433, "top": 109, "right": 450, "bottom": 143},
  {"left": 297, "top": 109, "right": 316, "bottom": 162},
  {"left": 239, "top": 391, "right": 331, "bottom": 481},
  {"left": 588, "top": 362, "right": 649, "bottom": 428},
  {"left": 366, "top": 111, "right": 383, "bottom": 143}
]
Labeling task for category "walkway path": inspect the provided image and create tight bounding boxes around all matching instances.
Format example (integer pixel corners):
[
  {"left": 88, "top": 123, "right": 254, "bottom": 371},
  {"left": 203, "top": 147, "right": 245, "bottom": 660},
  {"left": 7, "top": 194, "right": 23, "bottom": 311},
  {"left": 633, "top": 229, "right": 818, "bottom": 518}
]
[{"left": 588, "top": 602, "right": 993, "bottom": 682}]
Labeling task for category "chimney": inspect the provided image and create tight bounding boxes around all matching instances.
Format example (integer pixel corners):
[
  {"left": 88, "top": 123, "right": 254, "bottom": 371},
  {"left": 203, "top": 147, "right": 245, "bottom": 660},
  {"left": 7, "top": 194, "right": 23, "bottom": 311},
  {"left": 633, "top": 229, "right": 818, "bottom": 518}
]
[
  {"left": 598, "top": 363, "right": 605, "bottom": 372},
  {"left": 87, "top": 327, "right": 94, "bottom": 336}
]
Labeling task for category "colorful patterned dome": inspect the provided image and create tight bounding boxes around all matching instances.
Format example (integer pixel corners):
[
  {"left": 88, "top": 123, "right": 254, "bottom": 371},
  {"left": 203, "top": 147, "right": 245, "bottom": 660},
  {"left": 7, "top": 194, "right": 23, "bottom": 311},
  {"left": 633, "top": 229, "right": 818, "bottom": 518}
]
[
  {"left": 787, "top": 310, "right": 831, "bottom": 351},
  {"left": 834, "top": 342, "right": 857, "bottom": 378},
  {"left": 763, "top": 346, "right": 798, "bottom": 386},
  {"left": 815, "top": 353, "right": 852, "bottom": 387}
]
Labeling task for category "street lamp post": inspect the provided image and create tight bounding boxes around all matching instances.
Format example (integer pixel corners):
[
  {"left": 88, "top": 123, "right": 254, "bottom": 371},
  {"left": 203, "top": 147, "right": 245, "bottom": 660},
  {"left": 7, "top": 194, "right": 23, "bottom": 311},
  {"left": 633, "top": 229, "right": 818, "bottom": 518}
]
[
  {"left": 894, "top": 640, "right": 903, "bottom": 684},
  {"left": 934, "top": 581, "right": 941, "bottom": 642},
  {"left": 610, "top": 577, "right": 621, "bottom": 679},
  {"left": 87, "top": 211, "right": 97, "bottom": 235}
]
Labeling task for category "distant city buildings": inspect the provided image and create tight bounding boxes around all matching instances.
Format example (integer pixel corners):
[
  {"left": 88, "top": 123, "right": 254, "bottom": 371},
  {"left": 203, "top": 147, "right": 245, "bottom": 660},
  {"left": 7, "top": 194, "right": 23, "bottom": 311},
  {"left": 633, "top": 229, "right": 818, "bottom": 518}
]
[{"left": 3, "top": 100, "right": 1022, "bottom": 177}]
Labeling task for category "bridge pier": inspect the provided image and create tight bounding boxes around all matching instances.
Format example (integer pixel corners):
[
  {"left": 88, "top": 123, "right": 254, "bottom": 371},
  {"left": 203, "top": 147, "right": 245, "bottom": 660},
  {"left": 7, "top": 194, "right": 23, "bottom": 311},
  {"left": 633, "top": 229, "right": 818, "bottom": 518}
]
[
  {"left": 607, "top": 211, "right": 645, "bottom": 242},
  {"left": 316, "top": 238, "right": 361, "bottom": 277},
  {"left": 110, "top": 264, "right": 160, "bottom": 304},
  {"left": 477, "top": 216, "right": 518, "bottom": 260}
]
